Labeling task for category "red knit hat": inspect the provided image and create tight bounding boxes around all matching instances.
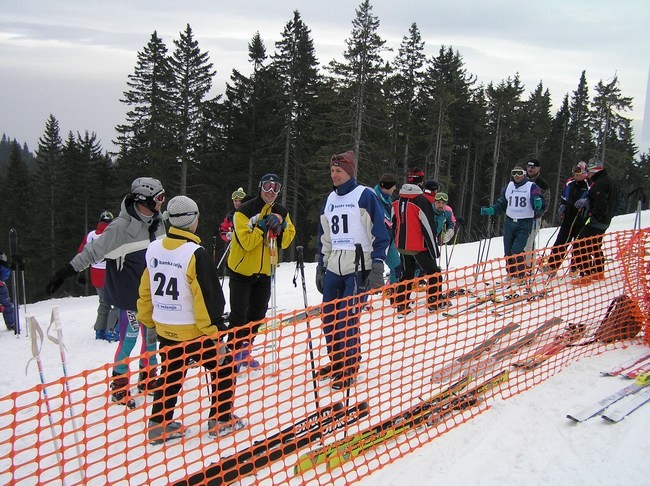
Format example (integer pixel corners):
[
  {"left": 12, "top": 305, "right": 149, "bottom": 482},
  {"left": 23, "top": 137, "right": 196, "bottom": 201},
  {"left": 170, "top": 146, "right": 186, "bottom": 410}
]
[
  {"left": 407, "top": 167, "right": 425, "bottom": 184},
  {"left": 330, "top": 150, "right": 356, "bottom": 178}
]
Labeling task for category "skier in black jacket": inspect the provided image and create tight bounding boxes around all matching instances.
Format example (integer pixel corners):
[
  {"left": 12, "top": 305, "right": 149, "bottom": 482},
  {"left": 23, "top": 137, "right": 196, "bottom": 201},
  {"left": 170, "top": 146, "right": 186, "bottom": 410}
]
[{"left": 571, "top": 160, "right": 619, "bottom": 285}]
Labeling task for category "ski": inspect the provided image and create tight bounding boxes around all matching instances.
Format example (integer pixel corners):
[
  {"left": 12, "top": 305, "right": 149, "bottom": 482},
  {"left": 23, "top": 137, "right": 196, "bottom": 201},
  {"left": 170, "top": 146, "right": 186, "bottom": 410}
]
[
  {"left": 171, "top": 400, "right": 369, "bottom": 486},
  {"left": 258, "top": 306, "right": 321, "bottom": 332},
  {"left": 512, "top": 323, "right": 587, "bottom": 370},
  {"left": 601, "top": 352, "right": 650, "bottom": 376},
  {"left": 430, "top": 322, "right": 519, "bottom": 381},
  {"left": 442, "top": 292, "right": 495, "bottom": 318},
  {"left": 601, "top": 386, "right": 650, "bottom": 423},
  {"left": 566, "top": 374, "right": 650, "bottom": 422},
  {"left": 622, "top": 362, "right": 650, "bottom": 380},
  {"left": 491, "top": 317, "right": 562, "bottom": 361},
  {"left": 455, "top": 318, "right": 564, "bottom": 384},
  {"left": 295, "top": 371, "right": 508, "bottom": 475}
]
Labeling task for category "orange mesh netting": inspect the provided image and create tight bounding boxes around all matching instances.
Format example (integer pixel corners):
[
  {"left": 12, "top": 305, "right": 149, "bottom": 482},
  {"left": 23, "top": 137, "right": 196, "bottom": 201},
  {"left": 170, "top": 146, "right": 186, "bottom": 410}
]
[{"left": 0, "top": 229, "right": 648, "bottom": 485}]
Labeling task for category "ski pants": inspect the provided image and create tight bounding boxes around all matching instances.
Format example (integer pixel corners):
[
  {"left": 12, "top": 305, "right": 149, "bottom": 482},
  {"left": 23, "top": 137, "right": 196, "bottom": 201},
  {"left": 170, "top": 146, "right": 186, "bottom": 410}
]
[
  {"left": 321, "top": 269, "right": 369, "bottom": 369},
  {"left": 150, "top": 335, "right": 235, "bottom": 424},
  {"left": 572, "top": 226, "right": 607, "bottom": 277},
  {"left": 93, "top": 287, "right": 119, "bottom": 331},
  {"left": 0, "top": 281, "right": 15, "bottom": 328},
  {"left": 503, "top": 217, "right": 534, "bottom": 278},
  {"left": 396, "top": 251, "right": 442, "bottom": 306},
  {"left": 547, "top": 217, "right": 586, "bottom": 271},
  {"left": 227, "top": 271, "right": 271, "bottom": 349},
  {"left": 113, "top": 309, "right": 158, "bottom": 375}
]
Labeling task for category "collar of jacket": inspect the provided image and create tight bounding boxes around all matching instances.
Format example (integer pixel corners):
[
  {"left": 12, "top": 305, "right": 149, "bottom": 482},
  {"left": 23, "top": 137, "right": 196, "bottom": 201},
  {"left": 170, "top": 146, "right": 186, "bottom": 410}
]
[
  {"left": 373, "top": 184, "right": 392, "bottom": 205},
  {"left": 512, "top": 178, "right": 530, "bottom": 188},
  {"left": 334, "top": 177, "right": 358, "bottom": 196},
  {"left": 399, "top": 183, "right": 423, "bottom": 198},
  {"left": 168, "top": 226, "right": 201, "bottom": 244}
]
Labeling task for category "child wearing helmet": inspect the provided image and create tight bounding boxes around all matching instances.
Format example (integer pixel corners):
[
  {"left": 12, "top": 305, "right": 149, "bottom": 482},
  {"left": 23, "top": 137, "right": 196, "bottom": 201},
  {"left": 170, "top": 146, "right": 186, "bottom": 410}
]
[{"left": 77, "top": 210, "right": 120, "bottom": 342}]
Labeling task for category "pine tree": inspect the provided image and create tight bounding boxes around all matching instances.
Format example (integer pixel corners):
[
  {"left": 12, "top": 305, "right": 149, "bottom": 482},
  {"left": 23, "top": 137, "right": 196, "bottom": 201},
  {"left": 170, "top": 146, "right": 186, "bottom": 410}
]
[
  {"left": 271, "top": 10, "right": 320, "bottom": 254},
  {"left": 169, "top": 24, "right": 216, "bottom": 194},
  {"left": 328, "top": 0, "right": 390, "bottom": 173},
  {"left": 566, "top": 71, "right": 595, "bottom": 161},
  {"left": 485, "top": 75, "right": 524, "bottom": 203},
  {"left": 33, "top": 115, "right": 63, "bottom": 276},
  {"left": 115, "top": 31, "right": 175, "bottom": 185},
  {"left": 387, "top": 23, "right": 425, "bottom": 178}
]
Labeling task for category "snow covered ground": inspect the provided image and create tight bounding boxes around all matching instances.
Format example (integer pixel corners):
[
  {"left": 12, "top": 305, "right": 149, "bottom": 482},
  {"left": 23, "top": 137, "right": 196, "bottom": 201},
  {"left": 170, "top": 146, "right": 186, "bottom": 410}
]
[{"left": 1, "top": 211, "right": 649, "bottom": 485}]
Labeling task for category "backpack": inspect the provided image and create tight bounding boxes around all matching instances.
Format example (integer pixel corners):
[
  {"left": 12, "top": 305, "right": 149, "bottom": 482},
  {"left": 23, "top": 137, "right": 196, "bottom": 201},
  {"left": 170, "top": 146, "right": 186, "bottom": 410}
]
[{"left": 594, "top": 295, "right": 643, "bottom": 343}]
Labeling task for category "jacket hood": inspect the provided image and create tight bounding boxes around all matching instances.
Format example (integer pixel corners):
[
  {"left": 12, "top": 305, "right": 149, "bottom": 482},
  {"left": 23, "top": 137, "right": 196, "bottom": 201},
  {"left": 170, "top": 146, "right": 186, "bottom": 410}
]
[{"left": 399, "top": 183, "right": 423, "bottom": 197}]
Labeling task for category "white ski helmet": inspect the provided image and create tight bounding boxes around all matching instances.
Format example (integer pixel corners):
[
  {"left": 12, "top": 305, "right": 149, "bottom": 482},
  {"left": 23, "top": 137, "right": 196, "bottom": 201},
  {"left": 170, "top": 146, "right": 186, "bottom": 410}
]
[{"left": 131, "top": 177, "right": 164, "bottom": 211}]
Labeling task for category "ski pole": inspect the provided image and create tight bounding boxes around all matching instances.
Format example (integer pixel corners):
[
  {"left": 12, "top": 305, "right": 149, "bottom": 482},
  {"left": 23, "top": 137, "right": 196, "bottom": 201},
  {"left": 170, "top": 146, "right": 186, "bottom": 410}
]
[
  {"left": 47, "top": 307, "right": 85, "bottom": 480},
  {"left": 295, "top": 246, "right": 320, "bottom": 409},
  {"left": 268, "top": 232, "right": 279, "bottom": 375},
  {"left": 26, "top": 315, "right": 67, "bottom": 485},
  {"left": 217, "top": 241, "right": 232, "bottom": 285},
  {"left": 20, "top": 262, "right": 28, "bottom": 338}
]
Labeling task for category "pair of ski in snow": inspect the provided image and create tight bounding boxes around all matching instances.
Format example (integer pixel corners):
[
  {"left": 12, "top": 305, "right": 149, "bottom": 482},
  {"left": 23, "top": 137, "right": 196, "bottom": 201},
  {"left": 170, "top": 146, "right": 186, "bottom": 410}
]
[{"left": 567, "top": 352, "right": 650, "bottom": 423}]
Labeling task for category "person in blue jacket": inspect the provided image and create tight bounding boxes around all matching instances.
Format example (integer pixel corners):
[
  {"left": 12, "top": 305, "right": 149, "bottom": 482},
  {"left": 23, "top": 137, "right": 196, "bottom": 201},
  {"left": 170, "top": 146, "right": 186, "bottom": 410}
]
[
  {"left": 481, "top": 164, "right": 543, "bottom": 282},
  {"left": 0, "top": 252, "right": 15, "bottom": 331},
  {"left": 373, "top": 173, "right": 401, "bottom": 285},
  {"left": 316, "top": 150, "right": 389, "bottom": 390}
]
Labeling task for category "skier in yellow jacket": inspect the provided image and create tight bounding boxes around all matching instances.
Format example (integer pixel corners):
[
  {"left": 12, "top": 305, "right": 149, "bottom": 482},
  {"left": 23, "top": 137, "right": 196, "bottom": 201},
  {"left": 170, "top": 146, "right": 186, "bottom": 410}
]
[
  {"left": 138, "top": 195, "right": 244, "bottom": 445},
  {"left": 227, "top": 173, "right": 296, "bottom": 370}
]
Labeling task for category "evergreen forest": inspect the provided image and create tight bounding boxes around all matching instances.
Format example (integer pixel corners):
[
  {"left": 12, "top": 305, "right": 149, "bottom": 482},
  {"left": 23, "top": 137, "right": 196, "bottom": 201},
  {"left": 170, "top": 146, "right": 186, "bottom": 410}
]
[{"left": 1, "top": 0, "right": 649, "bottom": 304}]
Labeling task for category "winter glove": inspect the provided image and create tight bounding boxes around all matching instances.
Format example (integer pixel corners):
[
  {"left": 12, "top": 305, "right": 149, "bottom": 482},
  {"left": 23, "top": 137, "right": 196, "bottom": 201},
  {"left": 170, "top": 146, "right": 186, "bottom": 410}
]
[
  {"left": 367, "top": 261, "right": 385, "bottom": 289},
  {"left": 480, "top": 207, "right": 494, "bottom": 216},
  {"left": 441, "top": 228, "right": 455, "bottom": 244},
  {"left": 266, "top": 214, "right": 285, "bottom": 233},
  {"left": 46, "top": 263, "right": 77, "bottom": 295},
  {"left": 76, "top": 272, "right": 87, "bottom": 286},
  {"left": 557, "top": 204, "right": 566, "bottom": 218},
  {"left": 315, "top": 264, "right": 326, "bottom": 294},
  {"left": 257, "top": 217, "right": 269, "bottom": 233},
  {"left": 574, "top": 198, "right": 589, "bottom": 210},
  {"left": 533, "top": 197, "right": 543, "bottom": 211}
]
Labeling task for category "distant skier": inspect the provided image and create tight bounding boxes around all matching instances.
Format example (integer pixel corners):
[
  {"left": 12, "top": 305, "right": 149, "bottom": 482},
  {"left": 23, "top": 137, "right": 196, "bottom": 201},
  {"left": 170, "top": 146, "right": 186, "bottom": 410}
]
[
  {"left": 0, "top": 251, "right": 15, "bottom": 331},
  {"left": 78, "top": 210, "right": 120, "bottom": 342}
]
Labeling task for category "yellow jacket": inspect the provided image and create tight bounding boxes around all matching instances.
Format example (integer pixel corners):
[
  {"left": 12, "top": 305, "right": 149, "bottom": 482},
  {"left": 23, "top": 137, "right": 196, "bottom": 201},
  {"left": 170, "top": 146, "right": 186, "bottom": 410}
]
[
  {"left": 137, "top": 227, "right": 227, "bottom": 342},
  {"left": 227, "top": 196, "right": 296, "bottom": 276}
]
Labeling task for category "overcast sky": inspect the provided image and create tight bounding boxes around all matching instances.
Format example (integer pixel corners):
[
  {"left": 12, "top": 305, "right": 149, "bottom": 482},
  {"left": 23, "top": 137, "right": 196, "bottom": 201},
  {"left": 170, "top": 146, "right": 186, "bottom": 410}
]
[{"left": 2, "top": 0, "right": 649, "bottom": 156}]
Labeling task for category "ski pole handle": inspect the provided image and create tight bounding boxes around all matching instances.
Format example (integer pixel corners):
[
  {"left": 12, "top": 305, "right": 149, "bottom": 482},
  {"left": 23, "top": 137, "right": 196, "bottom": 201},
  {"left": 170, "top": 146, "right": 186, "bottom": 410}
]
[{"left": 52, "top": 306, "right": 62, "bottom": 331}]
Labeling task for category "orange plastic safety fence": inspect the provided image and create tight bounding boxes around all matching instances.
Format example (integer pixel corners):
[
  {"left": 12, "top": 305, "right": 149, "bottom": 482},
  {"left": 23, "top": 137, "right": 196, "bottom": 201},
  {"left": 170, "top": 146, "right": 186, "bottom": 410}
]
[{"left": 0, "top": 229, "right": 648, "bottom": 485}]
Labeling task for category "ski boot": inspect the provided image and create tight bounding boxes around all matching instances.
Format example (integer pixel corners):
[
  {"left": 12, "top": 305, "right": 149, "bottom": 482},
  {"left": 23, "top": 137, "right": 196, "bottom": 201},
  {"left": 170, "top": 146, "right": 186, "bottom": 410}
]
[
  {"left": 137, "top": 366, "right": 162, "bottom": 394},
  {"left": 233, "top": 345, "right": 260, "bottom": 373},
  {"left": 148, "top": 420, "right": 184, "bottom": 445},
  {"left": 207, "top": 415, "right": 247, "bottom": 438},
  {"left": 110, "top": 372, "right": 130, "bottom": 404}
]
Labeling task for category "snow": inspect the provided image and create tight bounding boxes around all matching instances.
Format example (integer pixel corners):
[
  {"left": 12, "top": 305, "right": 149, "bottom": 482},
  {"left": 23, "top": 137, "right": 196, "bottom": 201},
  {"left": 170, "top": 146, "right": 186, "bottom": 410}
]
[{"left": 2, "top": 211, "right": 649, "bottom": 485}]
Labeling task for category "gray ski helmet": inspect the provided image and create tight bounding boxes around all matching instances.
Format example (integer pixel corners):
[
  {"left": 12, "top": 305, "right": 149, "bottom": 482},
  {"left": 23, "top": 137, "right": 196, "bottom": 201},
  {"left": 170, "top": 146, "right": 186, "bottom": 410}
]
[{"left": 131, "top": 177, "right": 164, "bottom": 211}]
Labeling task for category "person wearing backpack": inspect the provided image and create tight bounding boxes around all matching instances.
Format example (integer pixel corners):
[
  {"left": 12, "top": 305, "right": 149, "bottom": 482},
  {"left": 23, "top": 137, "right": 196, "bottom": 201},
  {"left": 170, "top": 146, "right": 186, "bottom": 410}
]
[{"left": 571, "top": 159, "right": 619, "bottom": 285}]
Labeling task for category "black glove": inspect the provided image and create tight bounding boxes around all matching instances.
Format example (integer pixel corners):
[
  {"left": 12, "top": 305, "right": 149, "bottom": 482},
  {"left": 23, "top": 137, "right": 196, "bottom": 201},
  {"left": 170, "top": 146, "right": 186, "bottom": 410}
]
[
  {"left": 46, "top": 263, "right": 77, "bottom": 294},
  {"left": 316, "top": 265, "right": 326, "bottom": 294},
  {"left": 77, "top": 272, "right": 87, "bottom": 286},
  {"left": 367, "top": 261, "right": 385, "bottom": 289}
]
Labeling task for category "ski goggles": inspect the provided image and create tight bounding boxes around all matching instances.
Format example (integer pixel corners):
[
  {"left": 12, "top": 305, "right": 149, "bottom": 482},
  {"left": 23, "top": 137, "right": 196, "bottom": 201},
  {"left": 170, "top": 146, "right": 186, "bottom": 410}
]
[
  {"left": 153, "top": 191, "right": 166, "bottom": 203},
  {"left": 261, "top": 181, "right": 282, "bottom": 194},
  {"left": 434, "top": 192, "right": 449, "bottom": 202},
  {"left": 511, "top": 170, "right": 525, "bottom": 177},
  {"left": 572, "top": 166, "right": 586, "bottom": 175}
]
